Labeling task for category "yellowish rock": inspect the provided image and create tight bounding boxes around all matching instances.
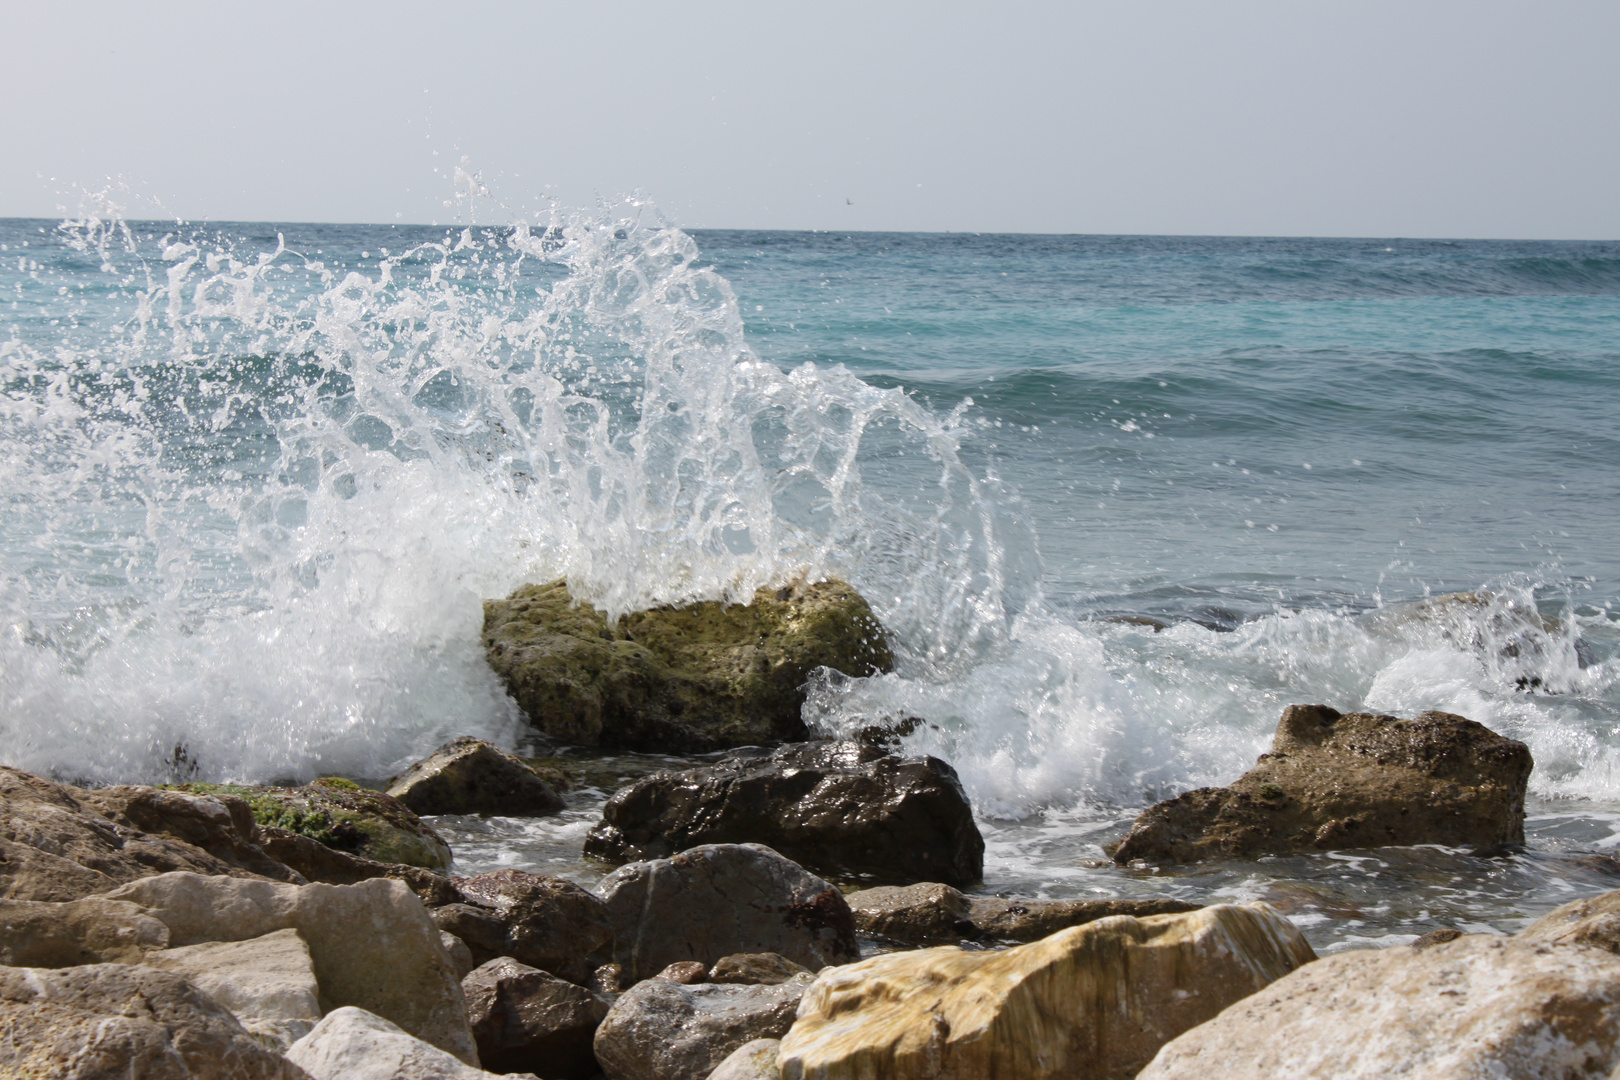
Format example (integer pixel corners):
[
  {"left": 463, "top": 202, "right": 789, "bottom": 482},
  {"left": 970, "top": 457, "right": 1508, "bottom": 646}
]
[{"left": 778, "top": 902, "right": 1314, "bottom": 1080}]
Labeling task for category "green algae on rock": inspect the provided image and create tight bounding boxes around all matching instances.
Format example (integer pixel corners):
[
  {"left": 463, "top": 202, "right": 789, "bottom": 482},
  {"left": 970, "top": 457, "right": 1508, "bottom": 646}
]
[
  {"left": 482, "top": 578, "right": 893, "bottom": 752},
  {"left": 169, "top": 778, "right": 452, "bottom": 871}
]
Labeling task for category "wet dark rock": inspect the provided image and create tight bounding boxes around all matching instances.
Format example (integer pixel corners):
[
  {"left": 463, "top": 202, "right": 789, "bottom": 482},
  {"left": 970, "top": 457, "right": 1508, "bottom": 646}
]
[
  {"left": 387, "top": 737, "right": 566, "bottom": 818},
  {"left": 440, "top": 870, "right": 615, "bottom": 984},
  {"left": 171, "top": 778, "right": 453, "bottom": 871},
  {"left": 593, "top": 975, "right": 811, "bottom": 1080},
  {"left": 583, "top": 741, "right": 983, "bottom": 887},
  {"left": 0, "top": 962, "right": 310, "bottom": 1079},
  {"left": 590, "top": 963, "right": 625, "bottom": 996},
  {"left": 1113, "top": 705, "right": 1533, "bottom": 865},
  {"left": 1518, "top": 889, "right": 1620, "bottom": 955},
  {"left": 654, "top": 961, "right": 709, "bottom": 984},
  {"left": 708, "top": 953, "right": 811, "bottom": 986},
  {"left": 594, "top": 843, "right": 859, "bottom": 983},
  {"left": 463, "top": 957, "right": 610, "bottom": 1079},
  {"left": 482, "top": 578, "right": 893, "bottom": 752},
  {"left": 845, "top": 881, "right": 1202, "bottom": 946},
  {"left": 256, "top": 825, "right": 459, "bottom": 905},
  {"left": 0, "top": 766, "right": 301, "bottom": 902},
  {"left": 1411, "top": 927, "right": 1466, "bottom": 949}
]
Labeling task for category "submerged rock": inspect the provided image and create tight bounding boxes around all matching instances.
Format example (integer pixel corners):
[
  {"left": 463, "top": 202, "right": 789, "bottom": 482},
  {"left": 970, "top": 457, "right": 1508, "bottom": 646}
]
[
  {"left": 1113, "top": 704, "right": 1532, "bottom": 864},
  {"left": 482, "top": 579, "right": 893, "bottom": 752},
  {"left": 780, "top": 902, "right": 1315, "bottom": 1080},
  {"left": 172, "top": 777, "right": 453, "bottom": 871},
  {"left": 845, "top": 881, "right": 1202, "bottom": 945},
  {"left": 101, "top": 871, "right": 478, "bottom": 1064},
  {"left": 0, "top": 962, "right": 310, "bottom": 1080},
  {"left": 595, "top": 843, "right": 859, "bottom": 982},
  {"left": 1138, "top": 934, "right": 1620, "bottom": 1080},
  {"left": 583, "top": 741, "right": 983, "bottom": 886},
  {"left": 462, "top": 958, "right": 609, "bottom": 1079},
  {"left": 0, "top": 766, "right": 302, "bottom": 902},
  {"left": 593, "top": 975, "right": 812, "bottom": 1080},
  {"left": 141, "top": 927, "right": 323, "bottom": 1050},
  {"left": 388, "top": 737, "right": 566, "bottom": 817},
  {"left": 439, "top": 870, "right": 615, "bottom": 985},
  {"left": 0, "top": 896, "right": 170, "bottom": 966},
  {"left": 287, "top": 1006, "right": 520, "bottom": 1080}
]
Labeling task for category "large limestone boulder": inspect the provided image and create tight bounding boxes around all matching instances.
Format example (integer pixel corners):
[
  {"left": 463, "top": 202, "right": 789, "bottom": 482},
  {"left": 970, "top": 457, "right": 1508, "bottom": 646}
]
[
  {"left": 778, "top": 902, "right": 1315, "bottom": 1080},
  {"left": 388, "top": 737, "right": 566, "bottom": 817},
  {"left": 595, "top": 844, "right": 858, "bottom": 982},
  {"left": 0, "top": 766, "right": 301, "bottom": 902},
  {"left": 0, "top": 962, "right": 310, "bottom": 1079},
  {"left": 100, "top": 871, "right": 477, "bottom": 1064},
  {"left": 594, "top": 975, "right": 811, "bottom": 1080},
  {"left": 287, "top": 1007, "right": 523, "bottom": 1080},
  {"left": 463, "top": 957, "right": 609, "bottom": 1078},
  {"left": 173, "top": 777, "right": 453, "bottom": 870},
  {"left": 1113, "top": 704, "right": 1532, "bottom": 864},
  {"left": 435, "top": 870, "right": 615, "bottom": 984},
  {"left": 846, "top": 881, "right": 1201, "bottom": 945},
  {"left": 141, "top": 928, "right": 323, "bottom": 1050},
  {"left": 0, "top": 896, "right": 170, "bottom": 965},
  {"left": 1138, "top": 934, "right": 1620, "bottom": 1079},
  {"left": 1519, "top": 889, "right": 1620, "bottom": 954},
  {"left": 584, "top": 742, "right": 983, "bottom": 887},
  {"left": 482, "top": 578, "right": 893, "bottom": 752}
]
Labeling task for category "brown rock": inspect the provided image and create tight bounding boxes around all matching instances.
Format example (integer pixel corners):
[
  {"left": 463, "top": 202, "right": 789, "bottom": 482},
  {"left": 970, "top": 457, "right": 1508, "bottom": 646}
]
[
  {"left": 1113, "top": 704, "right": 1533, "bottom": 864},
  {"left": 482, "top": 578, "right": 893, "bottom": 752},
  {"left": 780, "top": 903, "right": 1316, "bottom": 1080},
  {"left": 0, "top": 896, "right": 169, "bottom": 966},
  {"left": 1138, "top": 935, "right": 1620, "bottom": 1079},
  {"left": 845, "top": 881, "right": 1201, "bottom": 945},
  {"left": 446, "top": 870, "right": 615, "bottom": 984},
  {"left": 1519, "top": 889, "right": 1620, "bottom": 955},
  {"left": 463, "top": 957, "right": 609, "bottom": 1079},
  {"left": 708, "top": 953, "right": 811, "bottom": 985},
  {"left": 256, "top": 825, "right": 459, "bottom": 905},
  {"left": 388, "top": 737, "right": 566, "bottom": 818},
  {"left": 0, "top": 766, "right": 300, "bottom": 902},
  {"left": 654, "top": 961, "right": 709, "bottom": 984},
  {"left": 0, "top": 962, "right": 310, "bottom": 1079}
]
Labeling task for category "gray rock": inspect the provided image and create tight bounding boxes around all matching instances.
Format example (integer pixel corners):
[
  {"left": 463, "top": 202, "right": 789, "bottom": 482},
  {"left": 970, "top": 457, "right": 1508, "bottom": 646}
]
[
  {"left": 707, "top": 1039, "right": 781, "bottom": 1080},
  {"left": 140, "top": 927, "right": 322, "bottom": 1050},
  {"left": 845, "top": 881, "right": 1202, "bottom": 945},
  {"left": 593, "top": 976, "right": 811, "bottom": 1080},
  {"left": 1114, "top": 704, "right": 1534, "bottom": 864},
  {"left": 100, "top": 871, "right": 477, "bottom": 1065},
  {"left": 595, "top": 844, "right": 858, "bottom": 982},
  {"left": 389, "top": 738, "right": 566, "bottom": 817},
  {"left": 445, "top": 870, "right": 615, "bottom": 984},
  {"left": 0, "top": 962, "right": 309, "bottom": 1079},
  {"left": 708, "top": 953, "right": 810, "bottom": 985},
  {"left": 1138, "top": 935, "right": 1620, "bottom": 1080},
  {"left": 483, "top": 578, "right": 892, "bottom": 752},
  {"left": 463, "top": 957, "right": 609, "bottom": 1079},
  {"left": 0, "top": 766, "right": 300, "bottom": 902},
  {"left": 441, "top": 932, "right": 476, "bottom": 979},
  {"left": 0, "top": 896, "right": 169, "bottom": 965},
  {"left": 583, "top": 741, "right": 983, "bottom": 887},
  {"left": 287, "top": 1007, "right": 526, "bottom": 1080}
]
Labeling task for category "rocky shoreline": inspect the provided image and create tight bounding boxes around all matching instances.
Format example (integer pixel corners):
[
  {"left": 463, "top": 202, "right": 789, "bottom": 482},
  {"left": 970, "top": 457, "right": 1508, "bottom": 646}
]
[{"left": 5, "top": 580, "right": 1620, "bottom": 1077}]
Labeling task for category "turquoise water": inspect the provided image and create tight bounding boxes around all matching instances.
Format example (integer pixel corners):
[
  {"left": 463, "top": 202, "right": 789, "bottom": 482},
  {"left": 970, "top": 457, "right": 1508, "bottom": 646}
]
[{"left": 2, "top": 210, "right": 1617, "bottom": 948}]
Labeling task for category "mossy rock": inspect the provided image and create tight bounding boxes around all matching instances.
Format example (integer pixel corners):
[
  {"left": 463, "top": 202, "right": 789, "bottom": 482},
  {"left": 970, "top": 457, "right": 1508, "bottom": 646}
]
[
  {"left": 482, "top": 578, "right": 894, "bottom": 753},
  {"left": 168, "top": 778, "right": 452, "bottom": 871}
]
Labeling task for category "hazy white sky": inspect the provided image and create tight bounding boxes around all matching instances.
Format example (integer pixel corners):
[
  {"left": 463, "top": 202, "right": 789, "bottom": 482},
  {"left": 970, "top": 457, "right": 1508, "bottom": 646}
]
[{"left": 3, "top": 1, "right": 1617, "bottom": 237}]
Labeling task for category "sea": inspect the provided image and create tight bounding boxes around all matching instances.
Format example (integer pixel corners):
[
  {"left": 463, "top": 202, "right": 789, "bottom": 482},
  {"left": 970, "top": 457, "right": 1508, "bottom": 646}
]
[{"left": 2, "top": 202, "right": 1617, "bottom": 954}]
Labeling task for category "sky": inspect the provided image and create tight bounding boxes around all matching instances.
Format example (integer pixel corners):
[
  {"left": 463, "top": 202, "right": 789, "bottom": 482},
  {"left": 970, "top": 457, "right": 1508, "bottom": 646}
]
[{"left": 3, "top": 1, "right": 1617, "bottom": 238}]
